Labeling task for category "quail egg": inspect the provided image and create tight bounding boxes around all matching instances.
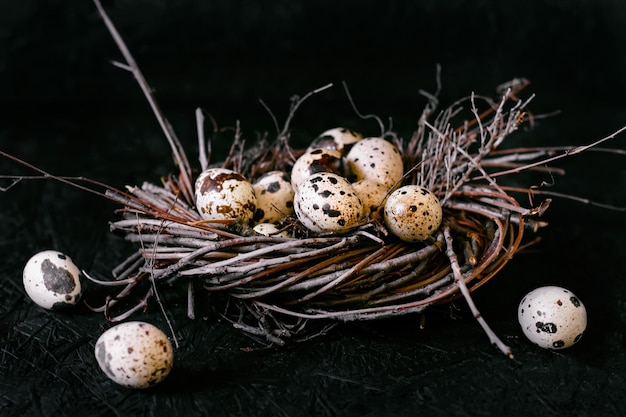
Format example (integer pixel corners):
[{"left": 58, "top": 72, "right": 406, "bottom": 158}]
[
  {"left": 94, "top": 321, "right": 174, "bottom": 389},
  {"left": 253, "top": 222, "right": 292, "bottom": 237},
  {"left": 195, "top": 167, "right": 257, "bottom": 225},
  {"left": 345, "top": 137, "right": 404, "bottom": 188},
  {"left": 384, "top": 185, "right": 442, "bottom": 242},
  {"left": 294, "top": 172, "right": 363, "bottom": 233},
  {"left": 518, "top": 286, "right": 587, "bottom": 350},
  {"left": 290, "top": 148, "right": 343, "bottom": 189},
  {"left": 307, "top": 127, "right": 362, "bottom": 155},
  {"left": 351, "top": 179, "right": 390, "bottom": 219},
  {"left": 22, "top": 250, "right": 82, "bottom": 310},
  {"left": 252, "top": 170, "right": 294, "bottom": 224}
]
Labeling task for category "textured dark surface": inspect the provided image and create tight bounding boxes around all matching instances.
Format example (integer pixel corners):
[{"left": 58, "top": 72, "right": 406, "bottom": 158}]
[{"left": 2, "top": 1, "right": 626, "bottom": 416}]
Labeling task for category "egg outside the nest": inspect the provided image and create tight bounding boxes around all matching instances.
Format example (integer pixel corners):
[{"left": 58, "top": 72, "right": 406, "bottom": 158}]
[
  {"left": 94, "top": 321, "right": 174, "bottom": 389},
  {"left": 517, "top": 286, "right": 587, "bottom": 350},
  {"left": 22, "top": 250, "right": 83, "bottom": 310}
]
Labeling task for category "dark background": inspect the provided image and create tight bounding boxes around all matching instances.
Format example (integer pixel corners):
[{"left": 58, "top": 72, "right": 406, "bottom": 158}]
[{"left": 2, "top": 1, "right": 626, "bottom": 416}]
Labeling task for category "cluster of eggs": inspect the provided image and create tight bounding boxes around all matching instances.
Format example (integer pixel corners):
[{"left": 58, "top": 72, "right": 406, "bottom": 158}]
[{"left": 194, "top": 127, "right": 443, "bottom": 242}]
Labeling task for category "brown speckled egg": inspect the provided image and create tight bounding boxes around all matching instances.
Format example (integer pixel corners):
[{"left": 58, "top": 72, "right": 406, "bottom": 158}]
[
  {"left": 294, "top": 172, "right": 363, "bottom": 233},
  {"left": 95, "top": 321, "right": 174, "bottom": 389},
  {"left": 307, "top": 127, "right": 362, "bottom": 155},
  {"left": 195, "top": 167, "right": 257, "bottom": 224},
  {"left": 351, "top": 179, "right": 390, "bottom": 219},
  {"left": 22, "top": 250, "right": 82, "bottom": 310},
  {"left": 291, "top": 148, "right": 342, "bottom": 189},
  {"left": 518, "top": 286, "right": 587, "bottom": 350},
  {"left": 252, "top": 170, "right": 294, "bottom": 224},
  {"left": 345, "top": 137, "right": 404, "bottom": 188},
  {"left": 384, "top": 185, "right": 442, "bottom": 242}
]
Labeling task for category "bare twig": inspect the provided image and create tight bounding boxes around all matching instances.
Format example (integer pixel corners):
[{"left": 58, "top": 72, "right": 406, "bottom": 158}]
[
  {"left": 443, "top": 226, "right": 513, "bottom": 358},
  {"left": 93, "top": 0, "right": 194, "bottom": 205}
]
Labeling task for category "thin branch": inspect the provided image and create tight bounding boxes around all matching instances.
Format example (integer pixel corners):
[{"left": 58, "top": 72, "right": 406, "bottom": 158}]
[
  {"left": 342, "top": 80, "right": 386, "bottom": 136},
  {"left": 93, "top": 0, "right": 194, "bottom": 204},
  {"left": 443, "top": 226, "right": 513, "bottom": 358},
  {"left": 488, "top": 124, "right": 626, "bottom": 178}
]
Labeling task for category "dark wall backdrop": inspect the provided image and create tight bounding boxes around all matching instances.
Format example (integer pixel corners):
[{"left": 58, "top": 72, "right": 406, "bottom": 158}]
[{"left": 1, "top": 1, "right": 626, "bottom": 416}]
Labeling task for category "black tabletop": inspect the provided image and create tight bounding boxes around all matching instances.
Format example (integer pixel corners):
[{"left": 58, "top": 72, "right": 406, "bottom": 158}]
[{"left": 2, "top": 1, "right": 626, "bottom": 416}]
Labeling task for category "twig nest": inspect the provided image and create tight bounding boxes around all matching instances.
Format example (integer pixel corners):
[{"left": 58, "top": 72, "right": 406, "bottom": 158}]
[
  {"left": 307, "top": 127, "right": 363, "bottom": 154},
  {"left": 291, "top": 148, "right": 343, "bottom": 189},
  {"left": 294, "top": 172, "right": 363, "bottom": 233},
  {"left": 22, "top": 250, "right": 82, "bottom": 310},
  {"left": 252, "top": 170, "right": 294, "bottom": 224},
  {"left": 383, "top": 185, "right": 443, "bottom": 242},
  {"left": 195, "top": 167, "right": 257, "bottom": 224},
  {"left": 345, "top": 137, "right": 404, "bottom": 188},
  {"left": 94, "top": 321, "right": 174, "bottom": 389},
  {"left": 518, "top": 286, "right": 587, "bottom": 350}
]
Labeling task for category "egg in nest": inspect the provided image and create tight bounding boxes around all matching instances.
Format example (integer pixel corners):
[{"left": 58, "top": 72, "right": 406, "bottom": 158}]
[
  {"left": 252, "top": 170, "right": 294, "bottom": 224},
  {"left": 294, "top": 172, "right": 363, "bottom": 233},
  {"left": 194, "top": 167, "right": 257, "bottom": 225},
  {"left": 345, "top": 137, "right": 404, "bottom": 188},
  {"left": 383, "top": 185, "right": 442, "bottom": 242}
]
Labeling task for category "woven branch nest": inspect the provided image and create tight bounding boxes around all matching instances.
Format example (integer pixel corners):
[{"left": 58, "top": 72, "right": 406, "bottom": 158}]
[{"left": 84, "top": 76, "right": 553, "bottom": 348}]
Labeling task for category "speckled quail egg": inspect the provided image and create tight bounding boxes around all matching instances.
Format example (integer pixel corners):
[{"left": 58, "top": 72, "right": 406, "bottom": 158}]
[
  {"left": 294, "top": 172, "right": 363, "bottom": 233},
  {"left": 290, "top": 148, "right": 343, "bottom": 189},
  {"left": 23, "top": 250, "right": 82, "bottom": 310},
  {"left": 518, "top": 286, "right": 587, "bottom": 350},
  {"left": 345, "top": 137, "right": 404, "bottom": 188},
  {"left": 351, "top": 179, "right": 390, "bottom": 219},
  {"left": 383, "top": 185, "right": 443, "bottom": 242},
  {"left": 195, "top": 167, "right": 257, "bottom": 225},
  {"left": 307, "top": 127, "right": 363, "bottom": 155},
  {"left": 252, "top": 170, "right": 294, "bottom": 224},
  {"left": 95, "top": 321, "right": 174, "bottom": 389},
  {"left": 253, "top": 222, "right": 292, "bottom": 238}
]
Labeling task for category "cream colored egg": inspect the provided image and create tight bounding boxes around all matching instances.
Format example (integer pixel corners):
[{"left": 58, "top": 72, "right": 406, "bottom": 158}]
[
  {"left": 23, "top": 250, "right": 82, "bottom": 310},
  {"left": 294, "top": 172, "right": 363, "bottom": 233},
  {"left": 518, "top": 286, "right": 587, "bottom": 350},
  {"left": 252, "top": 170, "right": 294, "bottom": 224},
  {"left": 384, "top": 185, "right": 442, "bottom": 242},
  {"left": 253, "top": 222, "right": 292, "bottom": 238},
  {"left": 194, "top": 167, "right": 257, "bottom": 224},
  {"left": 94, "top": 321, "right": 174, "bottom": 389},
  {"left": 351, "top": 179, "right": 390, "bottom": 218},
  {"left": 307, "top": 127, "right": 362, "bottom": 155},
  {"left": 290, "top": 148, "right": 342, "bottom": 189},
  {"left": 345, "top": 137, "right": 404, "bottom": 188}
]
